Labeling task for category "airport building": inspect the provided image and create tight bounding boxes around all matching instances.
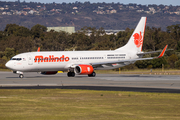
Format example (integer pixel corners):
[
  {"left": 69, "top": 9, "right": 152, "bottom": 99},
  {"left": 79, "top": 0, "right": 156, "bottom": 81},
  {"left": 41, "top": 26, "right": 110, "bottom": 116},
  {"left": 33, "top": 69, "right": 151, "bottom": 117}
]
[
  {"left": 47, "top": 26, "right": 75, "bottom": 34},
  {"left": 85, "top": 29, "right": 125, "bottom": 36},
  {"left": 47, "top": 26, "right": 124, "bottom": 35},
  {"left": 105, "top": 30, "right": 125, "bottom": 35}
]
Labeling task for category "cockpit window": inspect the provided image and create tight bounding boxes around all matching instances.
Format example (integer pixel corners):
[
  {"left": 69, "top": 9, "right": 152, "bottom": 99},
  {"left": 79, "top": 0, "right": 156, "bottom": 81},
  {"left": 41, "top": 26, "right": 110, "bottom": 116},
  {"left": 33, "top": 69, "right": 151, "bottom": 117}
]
[{"left": 11, "top": 58, "right": 22, "bottom": 61}]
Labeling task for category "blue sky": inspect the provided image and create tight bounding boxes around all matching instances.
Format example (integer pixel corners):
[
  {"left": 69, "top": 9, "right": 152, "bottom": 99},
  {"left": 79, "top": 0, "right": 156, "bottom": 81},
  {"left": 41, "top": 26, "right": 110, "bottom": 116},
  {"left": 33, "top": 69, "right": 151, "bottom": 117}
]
[{"left": 5, "top": 0, "right": 180, "bottom": 6}]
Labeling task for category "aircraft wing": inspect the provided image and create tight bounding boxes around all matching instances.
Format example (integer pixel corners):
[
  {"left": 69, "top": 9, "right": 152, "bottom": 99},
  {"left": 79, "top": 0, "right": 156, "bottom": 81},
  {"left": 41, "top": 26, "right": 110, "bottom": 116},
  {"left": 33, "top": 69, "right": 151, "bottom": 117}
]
[
  {"left": 137, "top": 48, "right": 172, "bottom": 55},
  {"left": 91, "top": 45, "right": 168, "bottom": 67},
  {"left": 137, "top": 50, "right": 162, "bottom": 55}
]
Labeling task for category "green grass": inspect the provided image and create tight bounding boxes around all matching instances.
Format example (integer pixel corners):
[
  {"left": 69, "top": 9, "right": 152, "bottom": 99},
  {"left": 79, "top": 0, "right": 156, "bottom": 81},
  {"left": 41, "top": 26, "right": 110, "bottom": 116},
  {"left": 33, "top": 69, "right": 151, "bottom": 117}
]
[
  {"left": 0, "top": 89, "right": 180, "bottom": 120},
  {"left": 0, "top": 69, "right": 11, "bottom": 71}
]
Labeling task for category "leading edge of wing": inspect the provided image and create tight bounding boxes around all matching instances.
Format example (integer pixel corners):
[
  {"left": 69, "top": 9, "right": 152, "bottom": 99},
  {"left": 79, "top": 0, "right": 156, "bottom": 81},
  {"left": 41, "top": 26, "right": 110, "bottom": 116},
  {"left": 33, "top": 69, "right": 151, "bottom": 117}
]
[{"left": 91, "top": 45, "right": 168, "bottom": 67}]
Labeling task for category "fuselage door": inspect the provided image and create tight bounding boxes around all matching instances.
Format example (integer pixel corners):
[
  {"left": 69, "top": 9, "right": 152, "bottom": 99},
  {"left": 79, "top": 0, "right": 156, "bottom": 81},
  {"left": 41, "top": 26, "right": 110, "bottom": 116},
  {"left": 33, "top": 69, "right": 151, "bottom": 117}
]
[
  {"left": 104, "top": 55, "right": 106, "bottom": 60},
  {"left": 27, "top": 54, "right": 33, "bottom": 65},
  {"left": 78, "top": 56, "right": 82, "bottom": 63}
]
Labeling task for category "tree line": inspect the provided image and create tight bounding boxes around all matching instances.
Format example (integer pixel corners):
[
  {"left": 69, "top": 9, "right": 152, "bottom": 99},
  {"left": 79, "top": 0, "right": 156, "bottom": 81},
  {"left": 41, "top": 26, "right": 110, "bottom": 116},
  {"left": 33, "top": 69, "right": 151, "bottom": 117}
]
[{"left": 0, "top": 23, "right": 180, "bottom": 70}]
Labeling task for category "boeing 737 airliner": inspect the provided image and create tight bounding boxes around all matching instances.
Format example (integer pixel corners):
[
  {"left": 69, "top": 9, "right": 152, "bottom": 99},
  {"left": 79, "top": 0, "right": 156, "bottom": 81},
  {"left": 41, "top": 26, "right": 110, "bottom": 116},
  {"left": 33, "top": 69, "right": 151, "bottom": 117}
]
[{"left": 5, "top": 17, "right": 168, "bottom": 78}]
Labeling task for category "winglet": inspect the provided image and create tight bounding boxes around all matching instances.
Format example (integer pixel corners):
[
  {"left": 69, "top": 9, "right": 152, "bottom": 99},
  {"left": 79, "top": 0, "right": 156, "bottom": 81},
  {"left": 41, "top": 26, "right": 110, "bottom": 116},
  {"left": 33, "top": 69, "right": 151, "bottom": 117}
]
[
  {"left": 157, "top": 45, "right": 168, "bottom": 58},
  {"left": 37, "top": 47, "right": 40, "bottom": 52}
]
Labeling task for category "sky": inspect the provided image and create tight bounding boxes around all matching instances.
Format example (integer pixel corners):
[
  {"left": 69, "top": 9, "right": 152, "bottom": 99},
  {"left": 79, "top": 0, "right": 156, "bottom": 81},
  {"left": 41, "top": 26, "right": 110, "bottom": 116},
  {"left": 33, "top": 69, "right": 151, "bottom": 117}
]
[{"left": 5, "top": 0, "right": 180, "bottom": 6}]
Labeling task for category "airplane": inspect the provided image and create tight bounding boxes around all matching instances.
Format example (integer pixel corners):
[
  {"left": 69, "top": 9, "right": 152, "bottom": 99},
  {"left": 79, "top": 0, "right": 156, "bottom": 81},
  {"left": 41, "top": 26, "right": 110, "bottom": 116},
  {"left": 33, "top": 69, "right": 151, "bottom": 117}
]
[{"left": 5, "top": 17, "right": 168, "bottom": 78}]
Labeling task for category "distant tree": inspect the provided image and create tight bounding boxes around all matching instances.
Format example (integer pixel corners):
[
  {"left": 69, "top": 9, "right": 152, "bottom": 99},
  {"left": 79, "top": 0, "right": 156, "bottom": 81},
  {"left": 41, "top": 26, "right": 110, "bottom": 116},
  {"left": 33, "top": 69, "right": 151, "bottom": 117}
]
[
  {"left": 177, "top": 41, "right": 180, "bottom": 52},
  {"left": 0, "top": 58, "right": 6, "bottom": 69},
  {"left": 4, "top": 24, "right": 30, "bottom": 37},
  {"left": 175, "top": 59, "right": 180, "bottom": 69},
  {"left": 135, "top": 57, "right": 167, "bottom": 69},
  {"left": 31, "top": 24, "right": 47, "bottom": 39},
  {"left": 167, "top": 24, "right": 180, "bottom": 40},
  {"left": 151, "top": 57, "right": 167, "bottom": 68},
  {"left": 167, "top": 54, "right": 178, "bottom": 68},
  {"left": 116, "top": 28, "right": 133, "bottom": 48},
  {"left": 3, "top": 47, "right": 16, "bottom": 60},
  {"left": 135, "top": 59, "right": 151, "bottom": 69},
  {"left": 14, "top": 26, "right": 31, "bottom": 37},
  {"left": 0, "top": 31, "right": 4, "bottom": 40},
  {"left": 167, "top": 24, "right": 180, "bottom": 51},
  {"left": 4, "top": 24, "right": 19, "bottom": 36}
]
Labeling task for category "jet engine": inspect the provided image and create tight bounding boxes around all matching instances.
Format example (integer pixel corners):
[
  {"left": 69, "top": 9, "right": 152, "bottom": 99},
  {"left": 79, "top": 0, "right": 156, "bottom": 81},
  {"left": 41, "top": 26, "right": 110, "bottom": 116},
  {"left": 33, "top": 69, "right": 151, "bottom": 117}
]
[
  {"left": 41, "top": 71, "right": 58, "bottom": 75},
  {"left": 74, "top": 65, "right": 94, "bottom": 75}
]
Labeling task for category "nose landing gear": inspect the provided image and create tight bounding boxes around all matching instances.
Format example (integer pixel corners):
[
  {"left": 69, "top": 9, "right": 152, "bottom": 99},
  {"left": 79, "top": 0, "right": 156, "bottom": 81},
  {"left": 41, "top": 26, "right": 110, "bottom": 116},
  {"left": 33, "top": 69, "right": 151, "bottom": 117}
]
[
  {"left": 13, "top": 71, "right": 24, "bottom": 78},
  {"left": 19, "top": 74, "right": 24, "bottom": 78}
]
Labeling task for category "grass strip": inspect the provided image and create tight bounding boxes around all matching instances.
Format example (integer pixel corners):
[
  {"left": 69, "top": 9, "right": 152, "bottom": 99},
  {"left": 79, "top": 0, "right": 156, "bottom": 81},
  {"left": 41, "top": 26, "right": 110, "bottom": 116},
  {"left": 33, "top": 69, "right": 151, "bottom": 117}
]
[{"left": 0, "top": 89, "right": 180, "bottom": 120}]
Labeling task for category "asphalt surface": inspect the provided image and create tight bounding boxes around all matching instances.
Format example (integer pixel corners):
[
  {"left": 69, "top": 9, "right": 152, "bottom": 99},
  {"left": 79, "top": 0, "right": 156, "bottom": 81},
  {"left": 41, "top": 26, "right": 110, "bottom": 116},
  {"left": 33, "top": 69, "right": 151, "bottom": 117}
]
[{"left": 0, "top": 72, "right": 180, "bottom": 93}]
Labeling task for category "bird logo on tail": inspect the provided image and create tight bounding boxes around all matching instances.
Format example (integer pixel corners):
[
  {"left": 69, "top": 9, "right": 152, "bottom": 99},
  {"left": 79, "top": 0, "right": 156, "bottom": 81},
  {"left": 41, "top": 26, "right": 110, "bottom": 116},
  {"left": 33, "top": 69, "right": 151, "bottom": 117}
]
[{"left": 133, "top": 31, "right": 143, "bottom": 48}]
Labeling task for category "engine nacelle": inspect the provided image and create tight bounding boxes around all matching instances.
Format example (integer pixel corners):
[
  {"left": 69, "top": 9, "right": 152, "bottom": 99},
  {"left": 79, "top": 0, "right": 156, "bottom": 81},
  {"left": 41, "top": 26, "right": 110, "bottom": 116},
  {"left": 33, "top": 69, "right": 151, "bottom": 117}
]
[
  {"left": 41, "top": 71, "right": 58, "bottom": 75},
  {"left": 74, "top": 65, "right": 94, "bottom": 75}
]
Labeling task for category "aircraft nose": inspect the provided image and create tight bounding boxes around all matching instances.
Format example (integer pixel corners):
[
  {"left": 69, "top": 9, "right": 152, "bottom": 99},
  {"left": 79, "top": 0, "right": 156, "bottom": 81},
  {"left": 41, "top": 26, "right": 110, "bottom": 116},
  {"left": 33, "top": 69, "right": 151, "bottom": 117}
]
[{"left": 5, "top": 61, "right": 11, "bottom": 69}]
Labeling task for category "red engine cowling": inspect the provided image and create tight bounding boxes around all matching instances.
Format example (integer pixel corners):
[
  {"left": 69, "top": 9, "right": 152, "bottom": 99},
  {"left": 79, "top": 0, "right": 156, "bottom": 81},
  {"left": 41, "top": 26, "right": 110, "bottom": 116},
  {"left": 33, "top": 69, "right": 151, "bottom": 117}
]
[
  {"left": 74, "top": 65, "right": 94, "bottom": 75},
  {"left": 41, "top": 71, "right": 58, "bottom": 75}
]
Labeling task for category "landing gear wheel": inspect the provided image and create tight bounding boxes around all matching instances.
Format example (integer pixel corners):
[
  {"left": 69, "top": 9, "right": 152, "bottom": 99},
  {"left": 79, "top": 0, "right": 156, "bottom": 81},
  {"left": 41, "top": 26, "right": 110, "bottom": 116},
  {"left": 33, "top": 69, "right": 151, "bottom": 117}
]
[
  {"left": 67, "top": 72, "right": 75, "bottom": 77},
  {"left": 88, "top": 72, "right": 96, "bottom": 77},
  {"left": 71, "top": 72, "right": 75, "bottom": 77},
  {"left": 19, "top": 74, "right": 24, "bottom": 78}
]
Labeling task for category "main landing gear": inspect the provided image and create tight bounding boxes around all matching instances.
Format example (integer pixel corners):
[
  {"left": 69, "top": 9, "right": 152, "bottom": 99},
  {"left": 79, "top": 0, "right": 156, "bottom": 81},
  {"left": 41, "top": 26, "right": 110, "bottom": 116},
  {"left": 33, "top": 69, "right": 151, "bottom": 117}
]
[
  {"left": 67, "top": 72, "right": 75, "bottom": 77},
  {"left": 67, "top": 71, "right": 96, "bottom": 77},
  {"left": 88, "top": 72, "right": 96, "bottom": 77}
]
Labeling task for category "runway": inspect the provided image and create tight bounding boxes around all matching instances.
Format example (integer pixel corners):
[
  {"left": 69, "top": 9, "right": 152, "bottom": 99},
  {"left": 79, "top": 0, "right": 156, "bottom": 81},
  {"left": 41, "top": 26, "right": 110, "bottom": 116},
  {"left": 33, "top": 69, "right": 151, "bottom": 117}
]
[{"left": 0, "top": 72, "right": 180, "bottom": 93}]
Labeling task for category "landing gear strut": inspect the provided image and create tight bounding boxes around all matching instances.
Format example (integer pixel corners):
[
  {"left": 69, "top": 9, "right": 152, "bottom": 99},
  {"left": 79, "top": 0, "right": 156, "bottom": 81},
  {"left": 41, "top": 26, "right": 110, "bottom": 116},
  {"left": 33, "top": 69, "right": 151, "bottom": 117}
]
[
  {"left": 88, "top": 72, "right": 96, "bottom": 77},
  {"left": 13, "top": 71, "right": 24, "bottom": 78},
  {"left": 67, "top": 72, "right": 75, "bottom": 77}
]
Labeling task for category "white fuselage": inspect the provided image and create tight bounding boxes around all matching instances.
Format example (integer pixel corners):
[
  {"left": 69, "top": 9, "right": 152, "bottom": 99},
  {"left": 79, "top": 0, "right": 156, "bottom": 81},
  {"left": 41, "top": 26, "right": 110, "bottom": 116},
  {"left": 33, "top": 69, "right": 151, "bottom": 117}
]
[{"left": 5, "top": 50, "right": 138, "bottom": 72}]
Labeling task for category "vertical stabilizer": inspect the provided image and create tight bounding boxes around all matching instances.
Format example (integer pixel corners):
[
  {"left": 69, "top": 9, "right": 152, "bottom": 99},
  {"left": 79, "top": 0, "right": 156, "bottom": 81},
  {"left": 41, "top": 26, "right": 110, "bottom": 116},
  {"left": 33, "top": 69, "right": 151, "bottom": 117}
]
[{"left": 115, "top": 17, "right": 147, "bottom": 52}]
